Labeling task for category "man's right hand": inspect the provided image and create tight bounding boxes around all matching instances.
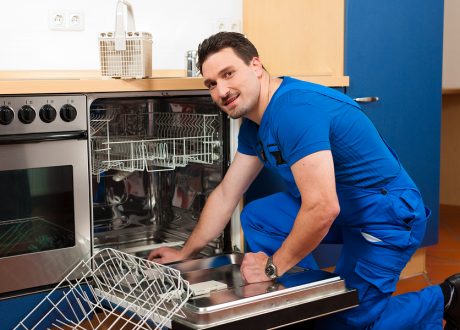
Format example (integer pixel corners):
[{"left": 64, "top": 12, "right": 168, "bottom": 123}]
[{"left": 147, "top": 246, "right": 184, "bottom": 264}]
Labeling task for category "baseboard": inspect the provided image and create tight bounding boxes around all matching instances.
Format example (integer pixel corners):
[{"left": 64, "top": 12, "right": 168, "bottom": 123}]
[{"left": 399, "top": 248, "right": 426, "bottom": 279}]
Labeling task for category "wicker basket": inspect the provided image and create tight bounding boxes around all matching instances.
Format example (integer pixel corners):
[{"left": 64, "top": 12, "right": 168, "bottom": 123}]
[{"left": 99, "top": 0, "right": 152, "bottom": 79}]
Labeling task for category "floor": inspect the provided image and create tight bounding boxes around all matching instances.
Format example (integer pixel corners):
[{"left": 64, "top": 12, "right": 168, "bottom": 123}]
[{"left": 394, "top": 204, "right": 460, "bottom": 295}]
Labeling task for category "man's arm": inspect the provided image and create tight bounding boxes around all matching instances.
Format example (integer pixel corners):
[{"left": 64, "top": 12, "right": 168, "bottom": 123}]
[
  {"left": 241, "top": 150, "right": 340, "bottom": 282},
  {"left": 148, "top": 152, "right": 263, "bottom": 263}
]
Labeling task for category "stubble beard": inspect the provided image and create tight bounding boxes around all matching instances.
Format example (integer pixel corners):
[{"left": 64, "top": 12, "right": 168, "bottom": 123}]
[
  {"left": 226, "top": 106, "right": 248, "bottom": 119},
  {"left": 215, "top": 101, "right": 248, "bottom": 119},
  {"left": 223, "top": 97, "right": 255, "bottom": 120}
]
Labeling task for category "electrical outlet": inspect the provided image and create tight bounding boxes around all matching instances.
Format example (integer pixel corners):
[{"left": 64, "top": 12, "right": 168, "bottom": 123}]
[
  {"left": 215, "top": 18, "right": 228, "bottom": 32},
  {"left": 229, "top": 20, "right": 241, "bottom": 33},
  {"left": 68, "top": 11, "right": 85, "bottom": 31},
  {"left": 48, "top": 11, "right": 66, "bottom": 30},
  {"left": 48, "top": 10, "right": 85, "bottom": 31},
  {"left": 215, "top": 19, "right": 242, "bottom": 33}
]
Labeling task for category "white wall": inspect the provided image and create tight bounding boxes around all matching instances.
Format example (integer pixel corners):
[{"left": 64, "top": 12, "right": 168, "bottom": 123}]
[{"left": 0, "top": 0, "right": 242, "bottom": 71}]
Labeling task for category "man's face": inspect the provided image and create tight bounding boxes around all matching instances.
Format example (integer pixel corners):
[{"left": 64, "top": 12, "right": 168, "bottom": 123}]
[{"left": 202, "top": 48, "right": 262, "bottom": 119}]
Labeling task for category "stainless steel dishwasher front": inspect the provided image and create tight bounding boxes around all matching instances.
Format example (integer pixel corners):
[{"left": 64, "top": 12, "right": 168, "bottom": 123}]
[{"left": 169, "top": 254, "right": 358, "bottom": 329}]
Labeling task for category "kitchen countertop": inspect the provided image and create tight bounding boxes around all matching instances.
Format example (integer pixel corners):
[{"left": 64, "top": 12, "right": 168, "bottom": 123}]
[{"left": 0, "top": 70, "right": 349, "bottom": 95}]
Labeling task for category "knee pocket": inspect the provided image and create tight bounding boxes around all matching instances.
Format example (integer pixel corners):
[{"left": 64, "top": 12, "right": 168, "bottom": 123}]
[{"left": 354, "top": 258, "right": 399, "bottom": 300}]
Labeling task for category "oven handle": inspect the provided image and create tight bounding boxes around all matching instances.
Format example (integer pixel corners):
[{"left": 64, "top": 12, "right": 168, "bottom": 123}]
[{"left": 0, "top": 130, "right": 88, "bottom": 145}]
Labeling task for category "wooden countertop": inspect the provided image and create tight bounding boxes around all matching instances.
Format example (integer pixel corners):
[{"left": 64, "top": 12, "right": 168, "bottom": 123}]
[{"left": 0, "top": 70, "right": 349, "bottom": 95}]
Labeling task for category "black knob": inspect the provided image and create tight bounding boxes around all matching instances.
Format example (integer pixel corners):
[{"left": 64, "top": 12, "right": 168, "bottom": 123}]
[
  {"left": 18, "top": 105, "right": 36, "bottom": 124},
  {"left": 0, "top": 105, "right": 14, "bottom": 125},
  {"left": 60, "top": 104, "right": 77, "bottom": 122},
  {"left": 39, "top": 104, "right": 57, "bottom": 123}
]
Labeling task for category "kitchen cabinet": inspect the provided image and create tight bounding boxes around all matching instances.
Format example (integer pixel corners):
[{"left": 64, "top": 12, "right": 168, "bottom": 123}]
[
  {"left": 344, "top": 0, "right": 443, "bottom": 247},
  {"left": 243, "top": 0, "right": 348, "bottom": 87}
]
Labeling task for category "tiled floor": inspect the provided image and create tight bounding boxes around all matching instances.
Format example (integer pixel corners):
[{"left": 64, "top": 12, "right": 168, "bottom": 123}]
[{"left": 394, "top": 204, "right": 460, "bottom": 295}]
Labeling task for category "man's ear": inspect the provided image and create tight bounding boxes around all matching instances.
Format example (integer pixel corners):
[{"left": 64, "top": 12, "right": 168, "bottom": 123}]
[{"left": 251, "top": 57, "right": 264, "bottom": 77}]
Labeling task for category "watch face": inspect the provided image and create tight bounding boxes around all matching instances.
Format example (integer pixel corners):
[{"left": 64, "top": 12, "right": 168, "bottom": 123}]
[
  {"left": 265, "top": 264, "right": 277, "bottom": 278},
  {"left": 265, "top": 256, "right": 278, "bottom": 279}
]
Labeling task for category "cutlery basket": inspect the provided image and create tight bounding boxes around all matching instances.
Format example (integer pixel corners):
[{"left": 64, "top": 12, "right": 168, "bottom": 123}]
[{"left": 99, "top": 0, "right": 152, "bottom": 79}]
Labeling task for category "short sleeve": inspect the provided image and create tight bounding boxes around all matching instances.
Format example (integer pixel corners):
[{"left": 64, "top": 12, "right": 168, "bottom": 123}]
[{"left": 272, "top": 92, "right": 331, "bottom": 166}]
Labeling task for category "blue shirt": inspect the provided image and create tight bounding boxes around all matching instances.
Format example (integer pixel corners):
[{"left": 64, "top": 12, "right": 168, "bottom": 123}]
[{"left": 238, "top": 77, "right": 400, "bottom": 197}]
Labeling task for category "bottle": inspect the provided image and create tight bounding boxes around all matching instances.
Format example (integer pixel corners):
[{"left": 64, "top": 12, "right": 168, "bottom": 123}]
[{"left": 186, "top": 50, "right": 198, "bottom": 77}]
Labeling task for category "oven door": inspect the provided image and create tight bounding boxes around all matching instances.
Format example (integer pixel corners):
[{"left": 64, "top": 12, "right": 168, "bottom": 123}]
[{"left": 0, "top": 133, "right": 90, "bottom": 295}]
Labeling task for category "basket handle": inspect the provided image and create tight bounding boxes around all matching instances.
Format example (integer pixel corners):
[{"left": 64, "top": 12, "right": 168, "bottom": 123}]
[{"left": 115, "top": 0, "right": 136, "bottom": 51}]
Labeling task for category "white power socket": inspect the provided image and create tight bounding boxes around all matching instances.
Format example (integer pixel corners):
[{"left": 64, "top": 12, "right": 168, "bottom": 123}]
[
  {"left": 67, "top": 11, "right": 85, "bottom": 31},
  {"left": 48, "top": 10, "right": 85, "bottom": 31},
  {"left": 215, "top": 19, "right": 241, "bottom": 33},
  {"left": 229, "top": 20, "right": 241, "bottom": 33},
  {"left": 49, "top": 11, "right": 66, "bottom": 30}
]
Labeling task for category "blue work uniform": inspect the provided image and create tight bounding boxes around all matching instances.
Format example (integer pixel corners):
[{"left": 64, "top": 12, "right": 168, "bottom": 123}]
[{"left": 238, "top": 77, "right": 444, "bottom": 329}]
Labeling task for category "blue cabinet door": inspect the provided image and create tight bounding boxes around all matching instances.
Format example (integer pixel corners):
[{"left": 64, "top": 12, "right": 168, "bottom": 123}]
[{"left": 345, "top": 0, "right": 444, "bottom": 245}]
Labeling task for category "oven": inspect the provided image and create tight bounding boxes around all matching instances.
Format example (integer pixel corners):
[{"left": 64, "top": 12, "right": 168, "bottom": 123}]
[{"left": 0, "top": 95, "right": 91, "bottom": 296}]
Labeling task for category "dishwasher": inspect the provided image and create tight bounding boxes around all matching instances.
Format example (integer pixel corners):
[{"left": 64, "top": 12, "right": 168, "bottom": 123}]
[{"left": 15, "top": 91, "right": 358, "bottom": 329}]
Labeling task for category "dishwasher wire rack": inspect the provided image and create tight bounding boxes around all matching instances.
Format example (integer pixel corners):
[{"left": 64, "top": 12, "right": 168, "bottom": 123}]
[
  {"left": 15, "top": 248, "right": 192, "bottom": 330},
  {"left": 90, "top": 111, "right": 221, "bottom": 176}
]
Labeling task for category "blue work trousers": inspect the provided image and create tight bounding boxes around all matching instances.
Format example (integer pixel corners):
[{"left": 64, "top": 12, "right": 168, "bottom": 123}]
[{"left": 241, "top": 169, "right": 444, "bottom": 329}]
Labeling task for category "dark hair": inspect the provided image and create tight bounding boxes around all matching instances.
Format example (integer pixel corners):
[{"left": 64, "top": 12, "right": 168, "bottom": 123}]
[{"left": 196, "top": 32, "right": 260, "bottom": 74}]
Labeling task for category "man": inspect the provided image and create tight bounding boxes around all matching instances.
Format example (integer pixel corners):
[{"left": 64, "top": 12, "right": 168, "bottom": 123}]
[{"left": 148, "top": 32, "right": 460, "bottom": 329}]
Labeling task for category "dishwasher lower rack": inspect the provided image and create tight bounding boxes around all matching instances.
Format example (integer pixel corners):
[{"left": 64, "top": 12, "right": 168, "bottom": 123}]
[{"left": 14, "top": 248, "right": 192, "bottom": 330}]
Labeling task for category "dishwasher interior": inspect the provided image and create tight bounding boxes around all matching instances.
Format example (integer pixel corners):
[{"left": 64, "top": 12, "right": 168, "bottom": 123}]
[{"left": 88, "top": 94, "right": 230, "bottom": 258}]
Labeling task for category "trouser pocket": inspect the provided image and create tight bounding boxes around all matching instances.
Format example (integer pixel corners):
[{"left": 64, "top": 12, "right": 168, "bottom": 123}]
[{"left": 354, "top": 258, "right": 399, "bottom": 296}]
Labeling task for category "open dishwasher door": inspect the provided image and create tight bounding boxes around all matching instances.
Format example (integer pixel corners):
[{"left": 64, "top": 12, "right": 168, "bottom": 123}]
[
  {"left": 169, "top": 253, "right": 358, "bottom": 330},
  {"left": 15, "top": 250, "right": 357, "bottom": 329}
]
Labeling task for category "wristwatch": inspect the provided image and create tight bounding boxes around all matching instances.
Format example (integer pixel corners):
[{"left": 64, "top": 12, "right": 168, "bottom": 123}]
[{"left": 265, "top": 255, "right": 279, "bottom": 279}]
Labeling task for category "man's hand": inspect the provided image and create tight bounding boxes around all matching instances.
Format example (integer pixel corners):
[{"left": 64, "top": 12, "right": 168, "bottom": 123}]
[
  {"left": 147, "top": 247, "right": 184, "bottom": 264},
  {"left": 240, "top": 252, "right": 271, "bottom": 283}
]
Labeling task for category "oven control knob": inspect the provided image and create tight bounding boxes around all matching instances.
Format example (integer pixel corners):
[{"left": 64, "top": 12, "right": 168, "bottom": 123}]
[
  {"left": 18, "top": 105, "right": 36, "bottom": 124},
  {"left": 0, "top": 105, "right": 14, "bottom": 125},
  {"left": 60, "top": 104, "right": 77, "bottom": 122},
  {"left": 39, "top": 104, "right": 57, "bottom": 123}
]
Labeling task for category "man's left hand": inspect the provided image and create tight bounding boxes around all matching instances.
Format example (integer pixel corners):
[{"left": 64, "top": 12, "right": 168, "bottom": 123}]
[{"left": 240, "top": 252, "right": 271, "bottom": 283}]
